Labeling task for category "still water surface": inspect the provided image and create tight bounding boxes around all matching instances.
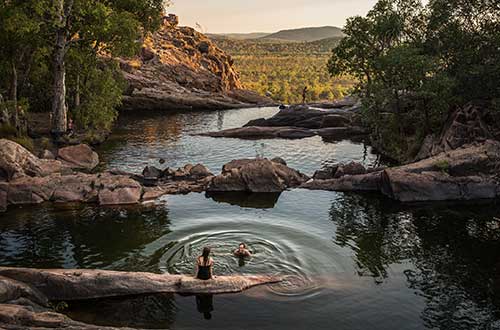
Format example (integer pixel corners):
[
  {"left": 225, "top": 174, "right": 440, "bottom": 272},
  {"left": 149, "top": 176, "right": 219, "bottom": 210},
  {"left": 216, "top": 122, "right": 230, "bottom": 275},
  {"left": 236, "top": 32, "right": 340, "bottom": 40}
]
[{"left": 1, "top": 107, "right": 500, "bottom": 330}]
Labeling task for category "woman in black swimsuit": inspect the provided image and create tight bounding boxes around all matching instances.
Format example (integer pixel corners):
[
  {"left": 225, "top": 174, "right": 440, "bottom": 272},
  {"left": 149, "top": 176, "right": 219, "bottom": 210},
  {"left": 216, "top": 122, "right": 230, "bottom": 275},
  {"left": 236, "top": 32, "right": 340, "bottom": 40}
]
[{"left": 196, "top": 247, "right": 214, "bottom": 280}]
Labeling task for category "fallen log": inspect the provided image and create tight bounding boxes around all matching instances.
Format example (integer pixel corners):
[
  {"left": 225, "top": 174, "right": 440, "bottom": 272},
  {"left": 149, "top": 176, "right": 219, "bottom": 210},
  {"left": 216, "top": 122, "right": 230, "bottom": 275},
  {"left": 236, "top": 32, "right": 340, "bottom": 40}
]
[{"left": 0, "top": 267, "right": 282, "bottom": 301}]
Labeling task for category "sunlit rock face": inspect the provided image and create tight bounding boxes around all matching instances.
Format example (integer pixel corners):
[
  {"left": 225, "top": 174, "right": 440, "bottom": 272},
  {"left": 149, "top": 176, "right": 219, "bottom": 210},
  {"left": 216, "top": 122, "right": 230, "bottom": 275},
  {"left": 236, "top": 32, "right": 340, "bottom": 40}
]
[{"left": 119, "top": 15, "right": 272, "bottom": 111}]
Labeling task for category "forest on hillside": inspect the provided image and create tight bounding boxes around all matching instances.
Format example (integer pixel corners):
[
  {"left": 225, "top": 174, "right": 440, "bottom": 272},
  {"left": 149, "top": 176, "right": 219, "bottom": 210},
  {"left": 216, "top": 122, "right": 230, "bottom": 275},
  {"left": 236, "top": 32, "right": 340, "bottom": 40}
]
[{"left": 212, "top": 37, "right": 354, "bottom": 104}]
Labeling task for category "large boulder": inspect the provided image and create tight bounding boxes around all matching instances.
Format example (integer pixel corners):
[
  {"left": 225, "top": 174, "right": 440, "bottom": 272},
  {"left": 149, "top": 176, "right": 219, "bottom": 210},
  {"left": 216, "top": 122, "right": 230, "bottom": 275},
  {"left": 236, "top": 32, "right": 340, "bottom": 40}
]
[
  {"left": 381, "top": 140, "right": 500, "bottom": 202},
  {"left": 208, "top": 158, "right": 309, "bottom": 193},
  {"left": 97, "top": 174, "right": 143, "bottom": 205},
  {"left": 334, "top": 162, "right": 367, "bottom": 178},
  {"left": 0, "top": 139, "right": 63, "bottom": 181},
  {"left": 57, "top": 144, "right": 99, "bottom": 171},
  {"left": 381, "top": 170, "right": 498, "bottom": 202},
  {"left": 142, "top": 166, "right": 163, "bottom": 179}
]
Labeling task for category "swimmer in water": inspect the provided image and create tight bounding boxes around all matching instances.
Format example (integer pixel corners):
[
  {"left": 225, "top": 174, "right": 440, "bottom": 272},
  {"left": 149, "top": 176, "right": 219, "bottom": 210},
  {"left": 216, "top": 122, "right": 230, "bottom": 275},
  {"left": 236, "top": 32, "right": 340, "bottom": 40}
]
[{"left": 233, "top": 243, "right": 252, "bottom": 258}]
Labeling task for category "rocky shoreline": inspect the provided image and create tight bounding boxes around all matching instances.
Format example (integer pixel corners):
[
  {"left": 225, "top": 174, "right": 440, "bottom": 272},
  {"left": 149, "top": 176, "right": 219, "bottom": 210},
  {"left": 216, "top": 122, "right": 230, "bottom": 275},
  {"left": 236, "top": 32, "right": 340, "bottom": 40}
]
[{"left": 1, "top": 135, "right": 500, "bottom": 213}]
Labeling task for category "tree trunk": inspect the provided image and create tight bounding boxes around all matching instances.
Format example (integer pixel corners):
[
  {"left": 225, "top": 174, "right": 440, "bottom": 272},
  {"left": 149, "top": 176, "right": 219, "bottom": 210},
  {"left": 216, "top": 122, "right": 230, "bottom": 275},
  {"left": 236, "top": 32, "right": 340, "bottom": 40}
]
[
  {"left": 51, "top": 0, "right": 73, "bottom": 136},
  {"left": 10, "top": 61, "right": 19, "bottom": 133},
  {"left": 52, "top": 32, "right": 68, "bottom": 135}
]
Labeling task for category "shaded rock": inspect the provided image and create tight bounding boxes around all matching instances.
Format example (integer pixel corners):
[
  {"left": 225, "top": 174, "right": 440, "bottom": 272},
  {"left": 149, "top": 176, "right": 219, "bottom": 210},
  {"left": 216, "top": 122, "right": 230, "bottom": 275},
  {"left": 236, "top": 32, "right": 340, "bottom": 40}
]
[
  {"left": 163, "top": 14, "right": 179, "bottom": 27},
  {"left": 315, "top": 127, "right": 369, "bottom": 140},
  {"left": 57, "top": 144, "right": 99, "bottom": 171},
  {"left": 276, "top": 128, "right": 317, "bottom": 139},
  {"left": 415, "top": 104, "right": 497, "bottom": 160},
  {"left": 313, "top": 165, "right": 339, "bottom": 180},
  {"left": 0, "top": 304, "right": 128, "bottom": 330},
  {"left": 198, "top": 41, "right": 210, "bottom": 54},
  {"left": 0, "top": 267, "right": 282, "bottom": 300},
  {"left": 334, "top": 162, "right": 367, "bottom": 178},
  {"left": 208, "top": 158, "right": 308, "bottom": 193},
  {"left": 142, "top": 166, "right": 163, "bottom": 179},
  {"left": 380, "top": 140, "right": 500, "bottom": 202},
  {"left": 320, "top": 114, "right": 351, "bottom": 128},
  {"left": 40, "top": 150, "right": 55, "bottom": 160},
  {"left": 0, "top": 276, "right": 48, "bottom": 307},
  {"left": 398, "top": 140, "right": 500, "bottom": 176},
  {"left": 302, "top": 172, "right": 382, "bottom": 192},
  {"left": 190, "top": 164, "right": 213, "bottom": 179},
  {"left": 271, "top": 157, "right": 287, "bottom": 166},
  {"left": 381, "top": 170, "right": 498, "bottom": 202}
]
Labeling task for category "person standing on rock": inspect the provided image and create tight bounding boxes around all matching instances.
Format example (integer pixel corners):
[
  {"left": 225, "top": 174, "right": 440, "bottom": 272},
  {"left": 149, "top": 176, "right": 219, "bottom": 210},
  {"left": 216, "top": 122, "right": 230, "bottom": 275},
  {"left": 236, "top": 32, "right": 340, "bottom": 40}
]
[
  {"left": 302, "top": 86, "right": 308, "bottom": 104},
  {"left": 196, "top": 247, "right": 215, "bottom": 280}
]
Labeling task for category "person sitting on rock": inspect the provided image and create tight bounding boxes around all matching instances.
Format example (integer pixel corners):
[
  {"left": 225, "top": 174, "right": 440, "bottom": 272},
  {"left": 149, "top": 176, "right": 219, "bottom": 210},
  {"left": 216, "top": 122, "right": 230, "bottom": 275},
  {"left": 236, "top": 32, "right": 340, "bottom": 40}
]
[
  {"left": 196, "top": 247, "right": 215, "bottom": 280},
  {"left": 234, "top": 243, "right": 252, "bottom": 258}
]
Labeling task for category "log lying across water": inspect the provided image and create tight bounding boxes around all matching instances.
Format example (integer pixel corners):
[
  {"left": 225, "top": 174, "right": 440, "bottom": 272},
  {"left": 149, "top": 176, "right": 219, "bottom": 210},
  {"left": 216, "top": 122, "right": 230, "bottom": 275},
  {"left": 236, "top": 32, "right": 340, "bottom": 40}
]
[{"left": 0, "top": 267, "right": 282, "bottom": 301}]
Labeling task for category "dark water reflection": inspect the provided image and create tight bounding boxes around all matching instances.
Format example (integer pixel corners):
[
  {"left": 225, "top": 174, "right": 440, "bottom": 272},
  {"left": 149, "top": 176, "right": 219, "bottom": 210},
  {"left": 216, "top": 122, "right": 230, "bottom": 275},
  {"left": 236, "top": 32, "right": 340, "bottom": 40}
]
[{"left": 0, "top": 107, "right": 499, "bottom": 329}]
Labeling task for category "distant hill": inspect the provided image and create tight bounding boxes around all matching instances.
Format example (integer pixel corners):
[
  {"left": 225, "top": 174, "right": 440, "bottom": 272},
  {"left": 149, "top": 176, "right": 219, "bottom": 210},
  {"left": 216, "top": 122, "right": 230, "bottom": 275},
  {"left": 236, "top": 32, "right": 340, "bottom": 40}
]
[
  {"left": 207, "top": 32, "right": 271, "bottom": 40},
  {"left": 261, "top": 26, "right": 343, "bottom": 42}
]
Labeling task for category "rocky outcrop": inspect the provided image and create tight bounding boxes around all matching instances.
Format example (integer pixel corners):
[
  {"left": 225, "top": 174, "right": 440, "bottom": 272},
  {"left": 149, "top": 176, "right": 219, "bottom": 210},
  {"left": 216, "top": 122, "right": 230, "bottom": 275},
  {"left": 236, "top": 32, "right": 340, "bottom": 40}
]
[
  {"left": 119, "top": 16, "right": 273, "bottom": 111},
  {"left": 0, "top": 139, "right": 65, "bottom": 181},
  {"left": 415, "top": 104, "right": 500, "bottom": 161},
  {"left": 208, "top": 158, "right": 309, "bottom": 193},
  {"left": 303, "top": 140, "right": 500, "bottom": 202},
  {"left": 57, "top": 144, "right": 99, "bottom": 171},
  {"left": 381, "top": 140, "right": 500, "bottom": 202},
  {"left": 244, "top": 105, "right": 360, "bottom": 129},
  {"left": 199, "top": 100, "right": 367, "bottom": 140},
  {"left": 0, "top": 267, "right": 281, "bottom": 329}
]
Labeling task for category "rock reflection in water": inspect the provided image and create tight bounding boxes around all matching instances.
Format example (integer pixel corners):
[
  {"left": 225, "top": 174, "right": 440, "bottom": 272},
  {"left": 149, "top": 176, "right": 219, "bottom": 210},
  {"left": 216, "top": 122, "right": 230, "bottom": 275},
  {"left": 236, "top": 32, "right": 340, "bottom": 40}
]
[
  {"left": 66, "top": 293, "right": 176, "bottom": 329},
  {"left": 206, "top": 192, "right": 282, "bottom": 209}
]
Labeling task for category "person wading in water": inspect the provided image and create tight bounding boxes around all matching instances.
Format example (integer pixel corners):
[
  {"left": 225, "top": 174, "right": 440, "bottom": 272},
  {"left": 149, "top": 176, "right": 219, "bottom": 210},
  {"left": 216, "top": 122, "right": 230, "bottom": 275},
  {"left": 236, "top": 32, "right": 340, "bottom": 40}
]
[{"left": 195, "top": 247, "right": 215, "bottom": 280}]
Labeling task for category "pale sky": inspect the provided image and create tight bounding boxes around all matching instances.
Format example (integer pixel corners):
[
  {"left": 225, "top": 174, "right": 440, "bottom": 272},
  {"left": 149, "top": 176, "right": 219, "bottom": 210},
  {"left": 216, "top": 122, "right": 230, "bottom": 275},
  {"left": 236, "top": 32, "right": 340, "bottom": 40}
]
[{"left": 169, "top": 0, "right": 379, "bottom": 34}]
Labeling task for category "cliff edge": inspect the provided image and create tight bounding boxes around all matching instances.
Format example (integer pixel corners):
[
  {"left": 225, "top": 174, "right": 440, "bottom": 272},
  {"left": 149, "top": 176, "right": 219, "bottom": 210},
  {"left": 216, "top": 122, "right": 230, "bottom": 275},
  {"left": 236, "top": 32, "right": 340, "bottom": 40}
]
[{"left": 119, "top": 15, "right": 273, "bottom": 111}]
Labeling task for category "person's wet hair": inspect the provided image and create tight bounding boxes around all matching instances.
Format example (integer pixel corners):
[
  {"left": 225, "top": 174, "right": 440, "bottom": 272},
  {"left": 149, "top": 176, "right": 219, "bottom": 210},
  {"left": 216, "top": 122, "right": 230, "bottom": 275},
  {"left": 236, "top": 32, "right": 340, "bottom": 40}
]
[{"left": 201, "top": 247, "right": 211, "bottom": 265}]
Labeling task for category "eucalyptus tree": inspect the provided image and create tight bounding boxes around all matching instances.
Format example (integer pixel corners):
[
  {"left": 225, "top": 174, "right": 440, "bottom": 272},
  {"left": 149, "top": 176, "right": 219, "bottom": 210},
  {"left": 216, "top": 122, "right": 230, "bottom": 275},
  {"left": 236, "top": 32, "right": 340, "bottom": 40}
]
[{"left": 47, "top": 0, "right": 168, "bottom": 135}]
